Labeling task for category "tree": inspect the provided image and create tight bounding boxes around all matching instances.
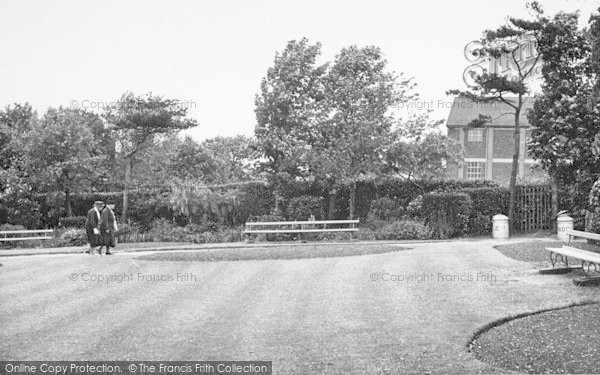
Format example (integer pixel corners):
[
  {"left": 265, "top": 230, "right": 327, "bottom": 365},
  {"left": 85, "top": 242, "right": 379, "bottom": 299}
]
[
  {"left": 255, "top": 40, "right": 415, "bottom": 218},
  {"left": 319, "top": 45, "right": 413, "bottom": 218},
  {"left": 528, "top": 6, "right": 599, "bottom": 217},
  {"left": 254, "top": 38, "right": 327, "bottom": 209},
  {"left": 448, "top": 6, "right": 543, "bottom": 228},
  {"left": 105, "top": 92, "right": 198, "bottom": 221},
  {"left": 16, "top": 107, "right": 104, "bottom": 216},
  {"left": 386, "top": 112, "right": 463, "bottom": 184},
  {"left": 0, "top": 103, "right": 35, "bottom": 170},
  {"left": 201, "top": 135, "right": 258, "bottom": 184},
  {"left": 169, "top": 136, "right": 219, "bottom": 183}
]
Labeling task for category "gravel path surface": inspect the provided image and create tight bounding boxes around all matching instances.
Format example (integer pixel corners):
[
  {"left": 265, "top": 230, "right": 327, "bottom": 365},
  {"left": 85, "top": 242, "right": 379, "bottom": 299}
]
[{"left": 1, "top": 240, "right": 598, "bottom": 374}]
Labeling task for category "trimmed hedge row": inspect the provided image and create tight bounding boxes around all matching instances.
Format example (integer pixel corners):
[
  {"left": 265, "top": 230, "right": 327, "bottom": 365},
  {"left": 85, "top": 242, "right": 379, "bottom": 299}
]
[{"left": 4, "top": 178, "right": 549, "bottom": 240}]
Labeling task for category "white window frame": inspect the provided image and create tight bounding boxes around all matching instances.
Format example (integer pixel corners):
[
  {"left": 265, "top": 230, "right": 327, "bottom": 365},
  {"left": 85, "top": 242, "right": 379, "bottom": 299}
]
[
  {"left": 466, "top": 162, "right": 484, "bottom": 180},
  {"left": 467, "top": 129, "right": 483, "bottom": 142}
]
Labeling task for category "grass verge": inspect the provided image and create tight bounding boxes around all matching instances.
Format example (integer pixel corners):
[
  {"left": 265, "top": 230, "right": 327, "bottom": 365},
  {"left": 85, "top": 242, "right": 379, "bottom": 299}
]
[
  {"left": 494, "top": 241, "right": 600, "bottom": 263},
  {"left": 469, "top": 301, "right": 600, "bottom": 374},
  {"left": 137, "top": 243, "right": 409, "bottom": 262}
]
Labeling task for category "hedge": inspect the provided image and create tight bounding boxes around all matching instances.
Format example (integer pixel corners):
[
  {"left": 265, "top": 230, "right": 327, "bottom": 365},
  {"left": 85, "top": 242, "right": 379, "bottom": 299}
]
[
  {"left": 462, "top": 187, "right": 508, "bottom": 235},
  {"left": 422, "top": 192, "right": 472, "bottom": 239}
]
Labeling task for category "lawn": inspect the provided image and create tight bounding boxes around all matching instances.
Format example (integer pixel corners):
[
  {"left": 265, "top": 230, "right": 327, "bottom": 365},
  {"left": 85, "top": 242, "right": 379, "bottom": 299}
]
[
  {"left": 1, "top": 240, "right": 598, "bottom": 374},
  {"left": 471, "top": 302, "right": 600, "bottom": 374},
  {"left": 138, "top": 243, "right": 409, "bottom": 262},
  {"left": 494, "top": 240, "right": 600, "bottom": 263}
]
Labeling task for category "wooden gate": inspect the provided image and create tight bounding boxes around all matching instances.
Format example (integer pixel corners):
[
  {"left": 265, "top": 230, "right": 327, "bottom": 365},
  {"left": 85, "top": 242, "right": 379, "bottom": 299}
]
[{"left": 512, "top": 185, "right": 553, "bottom": 232}]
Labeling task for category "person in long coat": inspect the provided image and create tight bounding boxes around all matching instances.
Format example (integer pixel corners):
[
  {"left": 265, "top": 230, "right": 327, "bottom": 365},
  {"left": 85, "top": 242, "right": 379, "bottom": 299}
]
[
  {"left": 84, "top": 201, "right": 104, "bottom": 254},
  {"left": 100, "top": 203, "right": 118, "bottom": 255}
]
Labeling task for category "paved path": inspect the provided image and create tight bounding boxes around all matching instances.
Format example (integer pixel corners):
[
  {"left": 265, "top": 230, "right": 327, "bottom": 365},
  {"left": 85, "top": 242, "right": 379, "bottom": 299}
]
[{"left": 0, "top": 240, "right": 597, "bottom": 374}]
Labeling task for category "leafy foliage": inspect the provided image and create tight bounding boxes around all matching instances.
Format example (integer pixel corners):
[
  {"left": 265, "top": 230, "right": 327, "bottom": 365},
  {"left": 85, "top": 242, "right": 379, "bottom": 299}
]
[
  {"left": 586, "top": 178, "right": 600, "bottom": 236},
  {"left": 528, "top": 7, "right": 600, "bottom": 214},
  {"left": 422, "top": 192, "right": 472, "bottom": 239},
  {"left": 448, "top": 4, "right": 544, "bottom": 227},
  {"left": 287, "top": 195, "right": 324, "bottom": 220}
]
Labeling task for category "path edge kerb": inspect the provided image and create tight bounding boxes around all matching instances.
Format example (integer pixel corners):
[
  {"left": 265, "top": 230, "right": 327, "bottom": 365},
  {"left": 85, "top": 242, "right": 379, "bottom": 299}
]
[{"left": 466, "top": 300, "right": 600, "bottom": 356}]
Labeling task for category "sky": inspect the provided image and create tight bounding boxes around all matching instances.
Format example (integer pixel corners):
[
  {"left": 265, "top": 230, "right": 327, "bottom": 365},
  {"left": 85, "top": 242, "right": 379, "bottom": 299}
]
[{"left": 0, "top": 0, "right": 598, "bottom": 141}]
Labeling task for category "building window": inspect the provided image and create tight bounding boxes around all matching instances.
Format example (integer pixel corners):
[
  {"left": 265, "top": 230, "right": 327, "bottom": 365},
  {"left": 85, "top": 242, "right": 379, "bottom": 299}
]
[
  {"left": 466, "top": 162, "right": 484, "bottom": 180},
  {"left": 467, "top": 129, "right": 483, "bottom": 142}
]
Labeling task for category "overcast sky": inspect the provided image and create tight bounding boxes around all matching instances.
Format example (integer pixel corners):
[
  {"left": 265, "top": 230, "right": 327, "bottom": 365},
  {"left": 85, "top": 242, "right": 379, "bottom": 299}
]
[{"left": 1, "top": 0, "right": 598, "bottom": 141}]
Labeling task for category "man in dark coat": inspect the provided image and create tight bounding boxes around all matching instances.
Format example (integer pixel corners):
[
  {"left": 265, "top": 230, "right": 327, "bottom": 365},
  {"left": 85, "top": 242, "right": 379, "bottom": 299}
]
[
  {"left": 84, "top": 201, "right": 104, "bottom": 254},
  {"left": 100, "top": 203, "right": 118, "bottom": 255}
]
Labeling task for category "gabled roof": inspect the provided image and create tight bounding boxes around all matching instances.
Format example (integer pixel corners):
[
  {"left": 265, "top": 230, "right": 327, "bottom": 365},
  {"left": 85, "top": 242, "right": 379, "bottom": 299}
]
[{"left": 446, "top": 97, "right": 533, "bottom": 128}]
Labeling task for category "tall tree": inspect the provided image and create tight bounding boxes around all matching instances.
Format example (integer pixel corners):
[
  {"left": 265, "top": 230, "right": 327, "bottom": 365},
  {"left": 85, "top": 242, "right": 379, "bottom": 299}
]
[
  {"left": 0, "top": 103, "right": 35, "bottom": 170},
  {"left": 448, "top": 7, "right": 543, "bottom": 228},
  {"left": 105, "top": 92, "right": 198, "bottom": 221},
  {"left": 254, "top": 38, "right": 327, "bottom": 209},
  {"left": 528, "top": 6, "right": 599, "bottom": 216},
  {"left": 16, "top": 107, "right": 104, "bottom": 216},
  {"left": 321, "top": 45, "right": 413, "bottom": 218}
]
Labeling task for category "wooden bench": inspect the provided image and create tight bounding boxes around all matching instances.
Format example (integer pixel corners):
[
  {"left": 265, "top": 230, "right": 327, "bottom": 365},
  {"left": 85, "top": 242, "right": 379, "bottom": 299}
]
[
  {"left": 540, "top": 229, "right": 600, "bottom": 286},
  {"left": 243, "top": 220, "right": 359, "bottom": 241},
  {"left": 0, "top": 229, "right": 54, "bottom": 242}
]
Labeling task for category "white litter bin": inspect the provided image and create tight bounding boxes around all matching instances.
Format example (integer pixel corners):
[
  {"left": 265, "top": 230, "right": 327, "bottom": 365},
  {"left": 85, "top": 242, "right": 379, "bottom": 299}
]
[
  {"left": 557, "top": 214, "right": 574, "bottom": 242},
  {"left": 492, "top": 214, "right": 509, "bottom": 239}
]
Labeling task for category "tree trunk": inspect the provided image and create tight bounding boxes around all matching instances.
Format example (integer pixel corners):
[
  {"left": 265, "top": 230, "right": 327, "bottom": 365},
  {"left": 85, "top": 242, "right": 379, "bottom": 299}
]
[
  {"left": 123, "top": 156, "right": 131, "bottom": 222},
  {"left": 328, "top": 188, "right": 337, "bottom": 220},
  {"left": 349, "top": 181, "right": 357, "bottom": 219},
  {"left": 551, "top": 172, "right": 559, "bottom": 230},
  {"left": 508, "top": 103, "right": 521, "bottom": 231},
  {"left": 65, "top": 190, "right": 72, "bottom": 217}
]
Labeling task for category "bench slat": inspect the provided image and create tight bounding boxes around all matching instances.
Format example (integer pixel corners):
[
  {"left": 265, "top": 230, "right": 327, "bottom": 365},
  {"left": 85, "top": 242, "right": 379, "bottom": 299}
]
[
  {"left": 0, "top": 229, "right": 54, "bottom": 235},
  {"left": 245, "top": 220, "right": 359, "bottom": 226},
  {"left": 546, "top": 246, "right": 600, "bottom": 264},
  {"left": 565, "top": 229, "right": 600, "bottom": 241},
  {"left": 243, "top": 228, "right": 359, "bottom": 234}
]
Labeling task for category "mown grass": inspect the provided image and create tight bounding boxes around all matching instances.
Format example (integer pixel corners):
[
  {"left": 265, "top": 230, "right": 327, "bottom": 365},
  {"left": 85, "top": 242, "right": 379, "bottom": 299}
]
[
  {"left": 471, "top": 302, "right": 600, "bottom": 374},
  {"left": 494, "top": 241, "right": 600, "bottom": 263},
  {"left": 137, "top": 243, "right": 409, "bottom": 262}
]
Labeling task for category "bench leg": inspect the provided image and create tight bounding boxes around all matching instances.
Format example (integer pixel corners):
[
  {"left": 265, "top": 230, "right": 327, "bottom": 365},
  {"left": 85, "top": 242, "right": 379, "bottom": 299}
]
[
  {"left": 539, "top": 252, "right": 582, "bottom": 274},
  {"left": 574, "top": 260, "right": 600, "bottom": 286}
]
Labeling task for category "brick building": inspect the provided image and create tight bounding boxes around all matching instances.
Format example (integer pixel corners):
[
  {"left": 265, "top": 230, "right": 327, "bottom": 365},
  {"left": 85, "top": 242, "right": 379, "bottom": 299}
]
[{"left": 446, "top": 97, "right": 545, "bottom": 185}]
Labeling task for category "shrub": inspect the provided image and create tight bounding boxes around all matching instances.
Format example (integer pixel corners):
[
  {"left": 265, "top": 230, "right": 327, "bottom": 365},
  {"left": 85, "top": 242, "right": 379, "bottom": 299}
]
[
  {"left": 287, "top": 195, "right": 324, "bottom": 221},
  {"left": 58, "top": 228, "right": 88, "bottom": 246},
  {"left": 116, "top": 222, "right": 144, "bottom": 243},
  {"left": 422, "top": 192, "right": 472, "bottom": 239},
  {"left": 358, "top": 219, "right": 432, "bottom": 241},
  {"left": 0, "top": 223, "right": 26, "bottom": 231},
  {"left": 378, "top": 220, "right": 432, "bottom": 240},
  {"left": 585, "top": 178, "right": 600, "bottom": 242},
  {"left": 58, "top": 216, "right": 87, "bottom": 228},
  {"left": 588, "top": 178, "right": 600, "bottom": 212},
  {"left": 146, "top": 219, "right": 189, "bottom": 242}
]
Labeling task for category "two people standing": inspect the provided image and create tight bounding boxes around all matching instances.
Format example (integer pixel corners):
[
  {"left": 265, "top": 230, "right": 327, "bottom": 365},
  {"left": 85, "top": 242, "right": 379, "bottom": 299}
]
[{"left": 85, "top": 200, "right": 118, "bottom": 255}]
